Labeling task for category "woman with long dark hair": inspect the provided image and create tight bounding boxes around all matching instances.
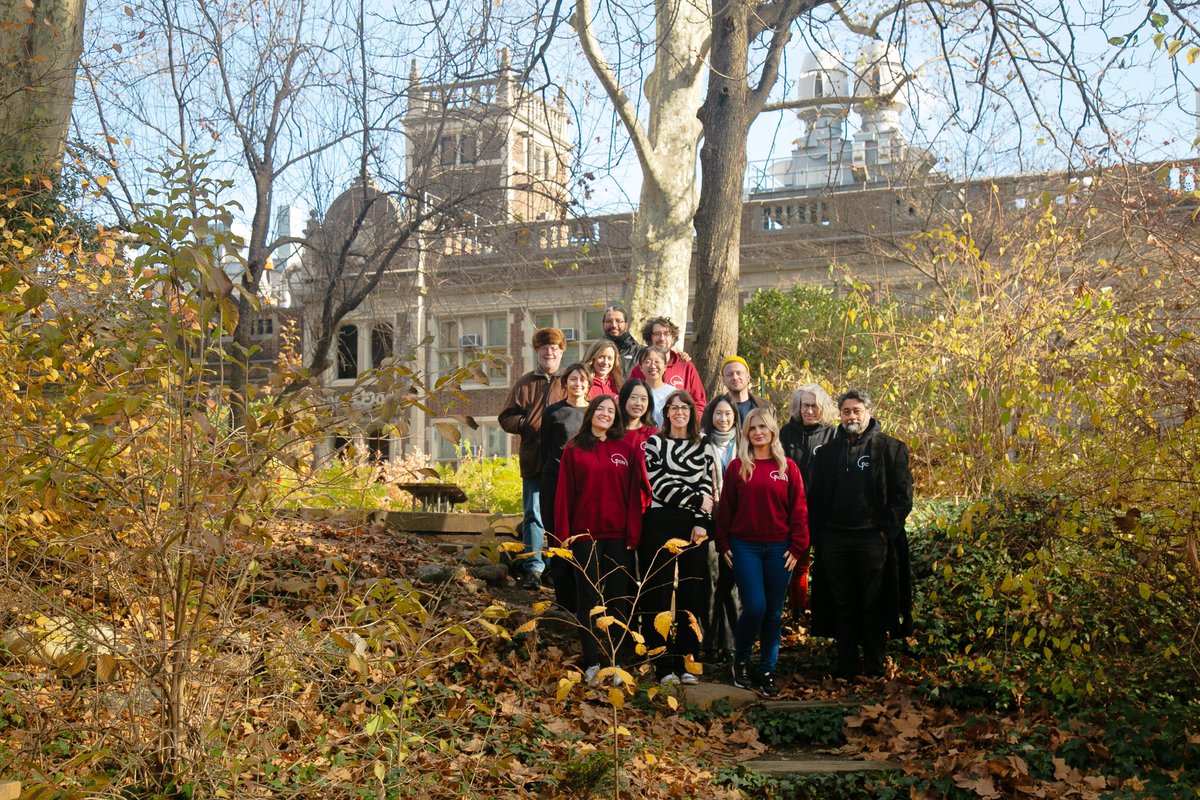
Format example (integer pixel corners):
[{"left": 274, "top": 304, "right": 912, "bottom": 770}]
[
  {"left": 636, "top": 347, "right": 673, "bottom": 428},
  {"left": 639, "top": 390, "right": 714, "bottom": 685},
  {"left": 554, "top": 395, "right": 650, "bottom": 686},
  {"left": 618, "top": 378, "right": 658, "bottom": 452},
  {"left": 701, "top": 395, "right": 740, "bottom": 663},
  {"left": 539, "top": 362, "right": 592, "bottom": 611},
  {"left": 715, "top": 408, "right": 809, "bottom": 697}
]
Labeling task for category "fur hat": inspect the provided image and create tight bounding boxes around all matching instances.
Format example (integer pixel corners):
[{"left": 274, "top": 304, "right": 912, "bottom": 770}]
[{"left": 532, "top": 327, "right": 566, "bottom": 350}]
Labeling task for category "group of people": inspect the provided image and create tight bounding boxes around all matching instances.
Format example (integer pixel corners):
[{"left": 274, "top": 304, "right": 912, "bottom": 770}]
[{"left": 499, "top": 306, "right": 913, "bottom": 695}]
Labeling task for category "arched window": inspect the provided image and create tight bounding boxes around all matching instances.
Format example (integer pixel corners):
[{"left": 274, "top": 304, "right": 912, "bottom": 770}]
[
  {"left": 337, "top": 325, "right": 359, "bottom": 379},
  {"left": 371, "top": 323, "right": 394, "bottom": 369}
]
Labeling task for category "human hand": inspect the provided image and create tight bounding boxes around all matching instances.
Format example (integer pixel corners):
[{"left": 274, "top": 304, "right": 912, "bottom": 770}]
[
  {"left": 700, "top": 495, "right": 713, "bottom": 515},
  {"left": 783, "top": 551, "right": 799, "bottom": 571},
  {"left": 722, "top": 550, "right": 733, "bottom": 568},
  {"left": 690, "top": 526, "right": 708, "bottom": 544}
]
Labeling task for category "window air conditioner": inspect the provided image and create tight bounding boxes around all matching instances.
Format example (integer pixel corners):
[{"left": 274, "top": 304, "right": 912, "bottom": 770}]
[
  {"left": 561, "top": 327, "right": 579, "bottom": 342},
  {"left": 459, "top": 334, "right": 482, "bottom": 348}
]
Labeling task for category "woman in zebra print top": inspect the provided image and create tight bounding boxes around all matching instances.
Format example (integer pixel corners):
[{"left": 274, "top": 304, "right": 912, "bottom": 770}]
[{"left": 638, "top": 389, "right": 715, "bottom": 685}]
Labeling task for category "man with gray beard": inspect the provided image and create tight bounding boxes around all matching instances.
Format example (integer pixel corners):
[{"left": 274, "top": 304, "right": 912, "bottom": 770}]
[{"left": 807, "top": 388, "right": 913, "bottom": 679}]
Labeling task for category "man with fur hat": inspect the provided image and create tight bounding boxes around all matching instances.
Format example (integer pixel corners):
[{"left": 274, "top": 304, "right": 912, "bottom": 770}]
[{"left": 499, "top": 327, "right": 568, "bottom": 590}]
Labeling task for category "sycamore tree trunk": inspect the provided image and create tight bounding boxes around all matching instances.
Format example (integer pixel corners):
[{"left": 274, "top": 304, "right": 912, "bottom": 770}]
[
  {"left": 0, "top": 0, "right": 86, "bottom": 179},
  {"left": 575, "top": 0, "right": 708, "bottom": 329},
  {"left": 692, "top": 0, "right": 810, "bottom": 387}
]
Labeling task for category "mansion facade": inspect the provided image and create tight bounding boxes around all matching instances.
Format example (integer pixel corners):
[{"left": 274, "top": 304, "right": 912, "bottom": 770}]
[{"left": 285, "top": 52, "right": 1198, "bottom": 465}]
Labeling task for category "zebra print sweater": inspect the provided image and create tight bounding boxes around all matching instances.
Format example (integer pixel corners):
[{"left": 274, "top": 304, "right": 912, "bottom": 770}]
[{"left": 644, "top": 434, "right": 715, "bottom": 522}]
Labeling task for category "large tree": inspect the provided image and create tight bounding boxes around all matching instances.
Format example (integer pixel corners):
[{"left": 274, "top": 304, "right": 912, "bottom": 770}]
[
  {"left": 573, "top": 0, "right": 709, "bottom": 327},
  {"left": 0, "top": 0, "right": 86, "bottom": 179},
  {"left": 577, "top": 0, "right": 1199, "bottom": 384}
]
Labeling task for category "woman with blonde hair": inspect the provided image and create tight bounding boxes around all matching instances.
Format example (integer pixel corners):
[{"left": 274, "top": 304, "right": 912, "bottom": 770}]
[
  {"left": 584, "top": 339, "right": 624, "bottom": 399},
  {"left": 715, "top": 408, "right": 809, "bottom": 697}
]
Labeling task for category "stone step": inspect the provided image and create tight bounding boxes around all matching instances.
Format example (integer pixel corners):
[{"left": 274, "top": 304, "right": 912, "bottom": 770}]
[
  {"left": 750, "top": 698, "right": 848, "bottom": 712},
  {"left": 386, "top": 510, "right": 520, "bottom": 535},
  {"left": 744, "top": 754, "right": 902, "bottom": 776}
]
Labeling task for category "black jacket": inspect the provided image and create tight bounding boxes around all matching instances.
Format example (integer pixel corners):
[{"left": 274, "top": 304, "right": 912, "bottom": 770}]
[
  {"left": 808, "top": 418, "right": 914, "bottom": 638},
  {"left": 779, "top": 419, "right": 836, "bottom": 493}
]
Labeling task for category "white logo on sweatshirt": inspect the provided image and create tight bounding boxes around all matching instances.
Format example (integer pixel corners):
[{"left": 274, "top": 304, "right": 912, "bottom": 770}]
[
  {"left": 669, "top": 375, "right": 685, "bottom": 389},
  {"left": 857, "top": 455, "right": 871, "bottom": 470},
  {"left": 610, "top": 454, "right": 629, "bottom": 467},
  {"left": 770, "top": 470, "right": 788, "bottom": 482}
]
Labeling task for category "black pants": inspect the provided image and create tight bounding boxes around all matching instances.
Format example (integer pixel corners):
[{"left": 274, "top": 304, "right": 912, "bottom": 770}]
[
  {"left": 572, "top": 537, "right": 634, "bottom": 668},
  {"left": 822, "top": 529, "right": 888, "bottom": 676},
  {"left": 704, "top": 544, "right": 737, "bottom": 660},
  {"left": 540, "top": 471, "right": 576, "bottom": 613},
  {"left": 638, "top": 507, "right": 711, "bottom": 678}
]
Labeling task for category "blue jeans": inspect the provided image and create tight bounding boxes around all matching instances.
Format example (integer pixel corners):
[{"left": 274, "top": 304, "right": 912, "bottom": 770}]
[
  {"left": 730, "top": 539, "right": 793, "bottom": 673},
  {"left": 521, "top": 477, "right": 545, "bottom": 576}
]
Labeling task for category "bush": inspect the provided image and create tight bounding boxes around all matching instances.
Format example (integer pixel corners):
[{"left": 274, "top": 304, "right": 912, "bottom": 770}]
[
  {"left": 908, "top": 495, "right": 1199, "bottom": 706},
  {"left": 437, "top": 453, "right": 522, "bottom": 515}
]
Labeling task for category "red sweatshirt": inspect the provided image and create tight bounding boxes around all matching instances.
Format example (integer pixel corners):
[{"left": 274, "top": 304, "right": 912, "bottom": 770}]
[
  {"left": 554, "top": 437, "right": 651, "bottom": 548},
  {"left": 623, "top": 424, "right": 658, "bottom": 457},
  {"left": 714, "top": 457, "right": 809, "bottom": 559},
  {"left": 589, "top": 374, "right": 621, "bottom": 400},
  {"left": 629, "top": 351, "right": 707, "bottom": 414}
]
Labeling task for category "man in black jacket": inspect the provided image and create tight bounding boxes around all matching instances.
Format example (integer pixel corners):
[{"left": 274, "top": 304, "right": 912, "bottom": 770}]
[
  {"left": 602, "top": 305, "right": 643, "bottom": 378},
  {"left": 807, "top": 388, "right": 913, "bottom": 679}
]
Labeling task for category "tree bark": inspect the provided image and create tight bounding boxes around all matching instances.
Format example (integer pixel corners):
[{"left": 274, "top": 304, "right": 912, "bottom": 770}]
[
  {"left": 692, "top": 2, "right": 756, "bottom": 390},
  {"left": 692, "top": 0, "right": 809, "bottom": 388},
  {"left": 575, "top": 0, "right": 708, "bottom": 329},
  {"left": 0, "top": 0, "right": 86, "bottom": 178}
]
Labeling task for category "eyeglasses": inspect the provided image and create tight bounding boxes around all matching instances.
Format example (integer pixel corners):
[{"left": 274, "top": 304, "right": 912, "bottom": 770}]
[
  {"left": 800, "top": 403, "right": 820, "bottom": 411},
  {"left": 666, "top": 405, "right": 690, "bottom": 413}
]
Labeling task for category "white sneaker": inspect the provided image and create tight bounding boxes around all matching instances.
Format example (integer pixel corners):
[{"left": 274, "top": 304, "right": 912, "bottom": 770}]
[
  {"left": 660, "top": 673, "right": 680, "bottom": 685},
  {"left": 584, "top": 664, "right": 600, "bottom": 687},
  {"left": 681, "top": 672, "right": 700, "bottom": 685}
]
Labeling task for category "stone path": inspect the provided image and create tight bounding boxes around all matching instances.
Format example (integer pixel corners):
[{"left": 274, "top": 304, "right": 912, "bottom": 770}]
[{"left": 680, "top": 684, "right": 903, "bottom": 779}]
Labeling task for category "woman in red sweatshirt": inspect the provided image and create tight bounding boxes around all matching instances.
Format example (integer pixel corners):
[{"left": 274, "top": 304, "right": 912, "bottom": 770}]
[
  {"left": 555, "top": 394, "right": 651, "bottom": 686},
  {"left": 715, "top": 408, "right": 809, "bottom": 698}
]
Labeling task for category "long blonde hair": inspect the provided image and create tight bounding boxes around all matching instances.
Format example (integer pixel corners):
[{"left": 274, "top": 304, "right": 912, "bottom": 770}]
[
  {"left": 583, "top": 338, "right": 624, "bottom": 386},
  {"left": 737, "top": 407, "right": 787, "bottom": 483}
]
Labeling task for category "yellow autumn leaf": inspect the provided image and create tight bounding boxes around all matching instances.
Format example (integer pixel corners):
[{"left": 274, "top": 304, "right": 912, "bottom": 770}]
[
  {"left": 532, "top": 601, "right": 551, "bottom": 614},
  {"left": 514, "top": 619, "right": 538, "bottom": 634},
  {"left": 96, "top": 653, "right": 119, "bottom": 682},
  {"left": 667, "top": 695, "right": 679, "bottom": 710},
  {"left": 347, "top": 653, "right": 368, "bottom": 677},
  {"left": 654, "top": 611, "right": 673, "bottom": 639},
  {"left": 683, "top": 655, "right": 703, "bottom": 675},
  {"left": 607, "top": 687, "right": 624, "bottom": 708}
]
